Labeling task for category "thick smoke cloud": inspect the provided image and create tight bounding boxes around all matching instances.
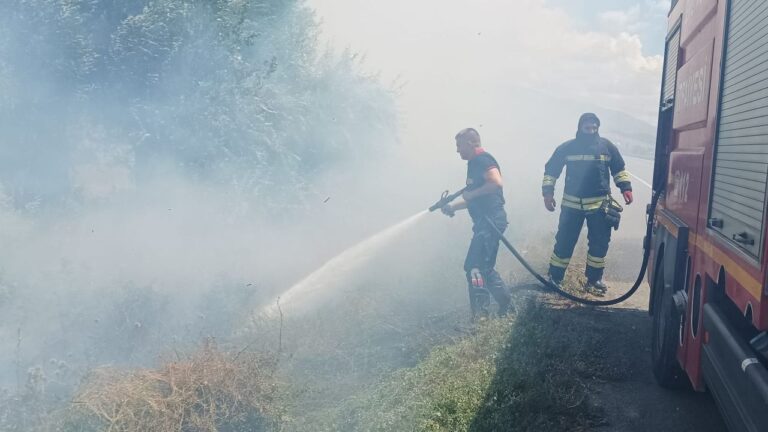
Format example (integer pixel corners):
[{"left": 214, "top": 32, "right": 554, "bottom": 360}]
[
  {"left": 0, "top": 1, "right": 664, "bottom": 429},
  {"left": 0, "top": 0, "right": 400, "bottom": 395},
  {"left": 0, "top": 1, "right": 397, "bottom": 207}
]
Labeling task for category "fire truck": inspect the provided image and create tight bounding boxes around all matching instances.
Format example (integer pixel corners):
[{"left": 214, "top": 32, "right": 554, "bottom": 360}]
[{"left": 649, "top": 0, "right": 768, "bottom": 430}]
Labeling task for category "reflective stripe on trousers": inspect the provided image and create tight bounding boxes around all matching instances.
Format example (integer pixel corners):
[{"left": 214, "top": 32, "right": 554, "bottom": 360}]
[
  {"left": 464, "top": 215, "right": 511, "bottom": 314},
  {"left": 548, "top": 207, "right": 612, "bottom": 282}
]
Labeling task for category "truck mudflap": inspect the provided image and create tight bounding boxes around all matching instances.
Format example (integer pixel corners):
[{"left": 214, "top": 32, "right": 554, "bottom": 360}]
[
  {"left": 649, "top": 208, "right": 689, "bottom": 315},
  {"left": 702, "top": 303, "right": 768, "bottom": 432}
]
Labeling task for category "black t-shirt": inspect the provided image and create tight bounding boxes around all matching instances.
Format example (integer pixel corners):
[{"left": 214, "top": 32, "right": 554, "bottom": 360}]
[{"left": 466, "top": 151, "right": 506, "bottom": 223}]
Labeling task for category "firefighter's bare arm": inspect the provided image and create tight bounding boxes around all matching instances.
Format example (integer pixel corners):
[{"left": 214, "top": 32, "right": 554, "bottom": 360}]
[{"left": 462, "top": 167, "right": 502, "bottom": 201}]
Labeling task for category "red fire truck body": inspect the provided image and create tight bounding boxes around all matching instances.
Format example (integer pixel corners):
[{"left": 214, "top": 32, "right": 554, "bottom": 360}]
[{"left": 649, "top": 0, "right": 768, "bottom": 429}]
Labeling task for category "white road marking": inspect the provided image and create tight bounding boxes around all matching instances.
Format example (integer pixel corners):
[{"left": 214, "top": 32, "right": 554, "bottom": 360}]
[{"left": 627, "top": 171, "right": 652, "bottom": 189}]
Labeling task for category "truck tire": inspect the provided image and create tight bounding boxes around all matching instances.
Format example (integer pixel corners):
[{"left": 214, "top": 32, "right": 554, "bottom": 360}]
[{"left": 651, "top": 263, "right": 688, "bottom": 388}]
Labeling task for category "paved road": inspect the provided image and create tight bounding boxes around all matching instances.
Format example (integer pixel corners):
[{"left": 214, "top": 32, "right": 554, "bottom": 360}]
[
  {"left": 588, "top": 156, "right": 728, "bottom": 432},
  {"left": 603, "top": 156, "right": 656, "bottom": 311}
]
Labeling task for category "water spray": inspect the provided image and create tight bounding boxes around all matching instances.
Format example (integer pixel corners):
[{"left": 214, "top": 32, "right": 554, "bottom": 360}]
[{"left": 259, "top": 210, "right": 429, "bottom": 316}]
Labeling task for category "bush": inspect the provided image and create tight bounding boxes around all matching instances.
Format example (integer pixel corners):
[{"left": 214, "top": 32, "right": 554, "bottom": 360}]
[{"left": 0, "top": 0, "right": 398, "bottom": 212}]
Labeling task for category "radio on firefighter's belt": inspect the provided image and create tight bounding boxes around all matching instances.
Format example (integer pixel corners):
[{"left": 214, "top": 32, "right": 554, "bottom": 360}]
[
  {"left": 470, "top": 268, "right": 484, "bottom": 288},
  {"left": 600, "top": 196, "right": 623, "bottom": 231}
]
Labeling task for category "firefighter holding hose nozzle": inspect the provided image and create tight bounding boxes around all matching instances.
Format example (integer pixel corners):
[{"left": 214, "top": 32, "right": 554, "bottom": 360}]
[
  {"left": 543, "top": 113, "right": 633, "bottom": 296},
  {"left": 440, "top": 128, "right": 511, "bottom": 318}
]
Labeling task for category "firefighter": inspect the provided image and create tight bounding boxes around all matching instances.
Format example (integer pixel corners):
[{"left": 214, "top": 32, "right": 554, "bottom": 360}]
[
  {"left": 542, "top": 113, "right": 633, "bottom": 295},
  {"left": 441, "top": 128, "right": 511, "bottom": 317}
]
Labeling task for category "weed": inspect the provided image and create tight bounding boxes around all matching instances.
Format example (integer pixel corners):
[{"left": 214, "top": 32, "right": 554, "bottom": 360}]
[{"left": 67, "top": 340, "right": 283, "bottom": 432}]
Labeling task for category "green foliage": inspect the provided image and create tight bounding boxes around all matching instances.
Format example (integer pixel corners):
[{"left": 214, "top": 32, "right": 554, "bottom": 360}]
[
  {"left": 286, "top": 317, "right": 498, "bottom": 432},
  {"left": 0, "top": 0, "right": 397, "bottom": 212},
  {"left": 0, "top": 1, "right": 401, "bottom": 429}
]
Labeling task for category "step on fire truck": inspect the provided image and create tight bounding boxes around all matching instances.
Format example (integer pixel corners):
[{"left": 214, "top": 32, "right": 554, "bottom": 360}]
[{"left": 649, "top": 1, "right": 768, "bottom": 430}]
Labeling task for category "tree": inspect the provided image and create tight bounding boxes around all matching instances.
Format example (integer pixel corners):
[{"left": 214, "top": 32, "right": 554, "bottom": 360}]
[{"left": 0, "top": 0, "right": 397, "bottom": 213}]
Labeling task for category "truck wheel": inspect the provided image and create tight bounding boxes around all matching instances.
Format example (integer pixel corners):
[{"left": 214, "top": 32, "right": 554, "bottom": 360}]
[{"left": 651, "top": 263, "right": 688, "bottom": 388}]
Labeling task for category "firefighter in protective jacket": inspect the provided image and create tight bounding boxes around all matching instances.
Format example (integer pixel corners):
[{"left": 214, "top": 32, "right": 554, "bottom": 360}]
[{"left": 542, "top": 113, "right": 633, "bottom": 295}]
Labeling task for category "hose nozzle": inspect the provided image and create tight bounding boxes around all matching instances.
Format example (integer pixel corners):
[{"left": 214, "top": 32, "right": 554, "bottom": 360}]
[{"left": 428, "top": 188, "right": 465, "bottom": 212}]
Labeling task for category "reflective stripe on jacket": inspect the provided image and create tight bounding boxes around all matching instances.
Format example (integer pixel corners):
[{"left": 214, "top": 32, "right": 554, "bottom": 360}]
[
  {"left": 541, "top": 135, "right": 632, "bottom": 199},
  {"left": 560, "top": 193, "right": 607, "bottom": 211}
]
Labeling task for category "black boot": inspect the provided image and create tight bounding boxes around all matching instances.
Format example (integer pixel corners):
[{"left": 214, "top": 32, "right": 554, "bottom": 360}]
[
  {"left": 497, "top": 299, "right": 511, "bottom": 317},
  {"left": 484, "top": 270, "right": 511, "bottom": 318},
  {"left": 548, "top": 274, "right": 563, "bottom": 289},
  {"left": 469, "top": 287, "right": 491, "bottom": 319},
  {"left": 585, "top": 279, "right": 607, "bottom": 296}
]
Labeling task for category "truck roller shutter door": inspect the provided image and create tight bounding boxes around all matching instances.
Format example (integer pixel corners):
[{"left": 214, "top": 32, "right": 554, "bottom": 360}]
[
  {"left": 711, "top": 0, "right": 768, "bottom": 259},
  {"left": 663, "top": 28, "right": 681, "bottom": 107}
]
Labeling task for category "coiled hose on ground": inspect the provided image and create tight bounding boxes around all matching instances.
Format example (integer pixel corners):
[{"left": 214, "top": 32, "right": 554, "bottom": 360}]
[{"left": 486, "top": 189, "right": 661, "bottom": 306}]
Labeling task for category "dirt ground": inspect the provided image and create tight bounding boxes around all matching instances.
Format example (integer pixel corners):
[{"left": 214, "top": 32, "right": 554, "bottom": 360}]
[
  {"left": 501, "top": 157, "right": 728, "bottom": 431},
  {"left": 505, "top": 277, "right": 727, "bottom": 432},
  {"left": 575, "top": 297, "right": 726, "bottom": 432}
]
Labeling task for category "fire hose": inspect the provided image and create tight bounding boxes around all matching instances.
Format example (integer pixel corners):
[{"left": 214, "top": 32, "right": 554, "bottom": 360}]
[{"left": 429, "top": 186, "right": 661, "bottom": 307}]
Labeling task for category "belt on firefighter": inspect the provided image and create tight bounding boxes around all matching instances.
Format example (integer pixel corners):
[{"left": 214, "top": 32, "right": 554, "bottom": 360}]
[{"left": 561, "top": 194, "right": 608, "bottom": 211}]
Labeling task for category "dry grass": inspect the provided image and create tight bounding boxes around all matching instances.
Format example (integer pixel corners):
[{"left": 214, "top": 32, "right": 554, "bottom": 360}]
[
  {"left": 562, "top": 255, "right": 590, "bottom": 295},
  {"left": 297, "top": 298, "right": 616, "bottom": 432},
  {"left": 69, "top": 340, "right": 282, "bottom": 432},
  {"left": 513, "top": 232, "right": 603, "bottom": 300}
]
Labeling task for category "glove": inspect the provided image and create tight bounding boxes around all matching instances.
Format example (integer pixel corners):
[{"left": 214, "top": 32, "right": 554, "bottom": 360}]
[
  {"left": 441, "top": 204, "right": 456, "bottom": 217},
  {"left": 544, "top": 195, "right": 556, "bottom": 212},
  {"left": 622, "top": 190, "right": 633, "bottom": 205}
]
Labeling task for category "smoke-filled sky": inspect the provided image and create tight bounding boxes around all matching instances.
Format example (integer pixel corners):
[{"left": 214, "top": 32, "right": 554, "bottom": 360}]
[
  {"left": 0, "top": 0, "right": 406, "bottom": 392},
  {"left": 310, "top": 0, "right": 669, "bottom": 124}
]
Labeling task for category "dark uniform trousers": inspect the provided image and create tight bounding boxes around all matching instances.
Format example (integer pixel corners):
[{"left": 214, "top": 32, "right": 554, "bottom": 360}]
[
  {"left": 549, "top": 207, "right": 611, "bottom": 283},
  {"left": 464, "top": 213, "right": 511, "bottom": 313}
]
